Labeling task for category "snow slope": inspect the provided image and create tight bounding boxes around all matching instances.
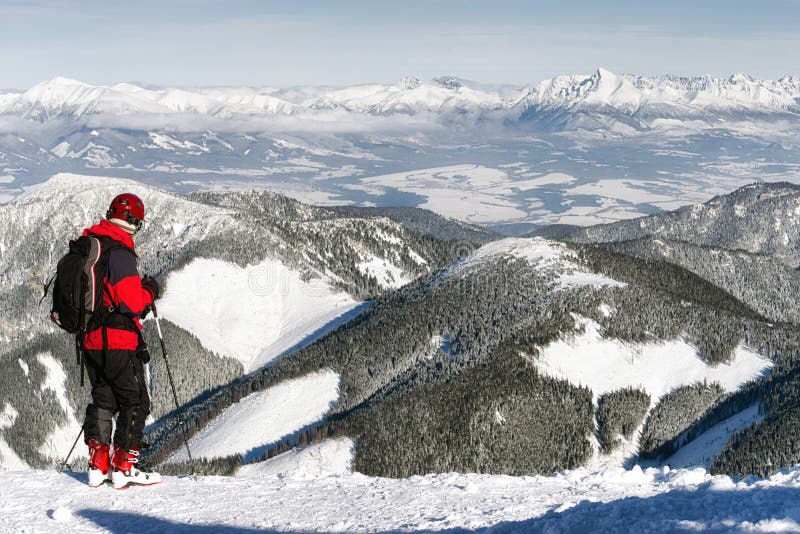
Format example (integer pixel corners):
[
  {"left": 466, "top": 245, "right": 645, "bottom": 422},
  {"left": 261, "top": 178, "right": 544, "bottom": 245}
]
[
  {"left": 665, "top": 404, "right": 765, "bottom": 469},
  {"left": 35, "top": 353, "right": 85, "bottom": 464},
  {"left": 449, "top": 236, "right": 627, "bottom": 290},
  {"left": 170, "top": 370, "right": 340, "bottom": 462},
  {"left": 0, "top": 401, "right": 27, "bottom": 470},
  {"left": 156, "top": 257, "right": 359, "bottom": 372},
  {"left": 534, "top": 316, "right": 772, "bottom": 403},
  {"left": 4, "top": 461, "right": 800, "bottom": 532}
]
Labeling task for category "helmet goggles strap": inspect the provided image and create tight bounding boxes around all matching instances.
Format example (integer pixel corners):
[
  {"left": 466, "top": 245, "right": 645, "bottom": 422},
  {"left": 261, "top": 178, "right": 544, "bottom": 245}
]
[{"left": 124, "top": 211, "right": 143, "bottom": 232}]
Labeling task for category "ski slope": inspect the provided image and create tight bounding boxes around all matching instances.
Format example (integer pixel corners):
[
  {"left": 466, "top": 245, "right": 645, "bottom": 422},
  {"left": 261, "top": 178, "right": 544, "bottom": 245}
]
[
  {"left": 170, "top": 370, "right": 340, "bottom": 462},
  {"left": 156, "top": 257, "right": 360, "bottom": 372},
  {"left": 3, "top": 455, "right": 800, "bottom": 532},
  {"left": 665, "top": 404, "right": 765, "bottom": 469}
]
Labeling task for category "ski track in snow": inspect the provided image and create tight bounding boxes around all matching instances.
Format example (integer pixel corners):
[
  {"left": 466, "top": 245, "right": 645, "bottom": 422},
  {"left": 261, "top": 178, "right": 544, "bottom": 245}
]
[{"left": 4, "top": 457, "right": 800, "bottom": 533}]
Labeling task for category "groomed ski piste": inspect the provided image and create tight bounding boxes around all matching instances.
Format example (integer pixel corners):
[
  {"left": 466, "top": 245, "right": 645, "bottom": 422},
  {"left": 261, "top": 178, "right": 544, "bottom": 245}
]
[{"left": 3, "top": 448, "right": 800, "bottom": 532}]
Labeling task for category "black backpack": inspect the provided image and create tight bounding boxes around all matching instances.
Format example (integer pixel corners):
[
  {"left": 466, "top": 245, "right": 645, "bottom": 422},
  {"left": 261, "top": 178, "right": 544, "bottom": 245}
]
[{"left": 47, "top": 235, "right": 125, "bottom": 334}]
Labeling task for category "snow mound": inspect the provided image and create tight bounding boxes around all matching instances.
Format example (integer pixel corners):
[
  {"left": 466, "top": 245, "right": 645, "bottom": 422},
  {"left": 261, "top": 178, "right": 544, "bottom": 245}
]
[
  {"left": 170, "top": 370, "right": 340, "bottom": 462},
  {"left": 239, "top": 438, "right": 354, "bottom": 479},
  {"left": 449, "top": 237, "right": 626, "bottom": 290},
  {"left": 48, "top": 507, "right": 72, "bottom": 522},
  {"left": 533, "top": 316, "right": 773, "bottom": 402},
  {"left": 156, "top": 257, "right": 359, "bottom": 372}
]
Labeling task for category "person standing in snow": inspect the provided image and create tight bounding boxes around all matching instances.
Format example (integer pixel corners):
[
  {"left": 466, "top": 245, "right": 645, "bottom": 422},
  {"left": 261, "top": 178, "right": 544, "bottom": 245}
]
[{"left": 82, "top": 193, "right": 162, "bottom": 489}]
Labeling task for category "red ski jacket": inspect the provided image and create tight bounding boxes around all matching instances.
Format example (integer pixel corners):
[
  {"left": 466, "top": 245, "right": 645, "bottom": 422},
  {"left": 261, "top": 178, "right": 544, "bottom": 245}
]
[{"left": 81, "top": 219, "right": 154, "bottom": 351}]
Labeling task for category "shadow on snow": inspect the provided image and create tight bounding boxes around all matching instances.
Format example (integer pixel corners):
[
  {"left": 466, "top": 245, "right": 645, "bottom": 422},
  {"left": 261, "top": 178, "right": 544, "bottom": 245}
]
[{"left": 75, "top": 480, "right": 800, "bottom": 534}]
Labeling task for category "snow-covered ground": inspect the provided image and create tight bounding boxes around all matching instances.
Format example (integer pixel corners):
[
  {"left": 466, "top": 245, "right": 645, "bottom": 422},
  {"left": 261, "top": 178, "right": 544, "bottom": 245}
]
[
  {"left": 156, "top": 257, "right": 360, "bottom": 372},
  {"left": 360, "top": 164, "right": 529, "bottom": 224},
  {"left": 4, "top": 451, "right": 800, "bottom": 533},
  {"left": 170, "top": 370, "right": 340, "bottom": 463}
]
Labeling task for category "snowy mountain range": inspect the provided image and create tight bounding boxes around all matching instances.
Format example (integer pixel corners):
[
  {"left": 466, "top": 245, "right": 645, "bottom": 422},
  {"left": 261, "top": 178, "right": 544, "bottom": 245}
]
[
  {"left": 517, "top": 69, "right": 800, "bottom": 128},
  {"left": 150, "top": 223, "right": 782, "bottom": 478},
  {"left": 3, "top": 70, "right": 800, "bottom": 122},
  {"left": 136, "top": 182, "right": 800, "bottom": 483}
]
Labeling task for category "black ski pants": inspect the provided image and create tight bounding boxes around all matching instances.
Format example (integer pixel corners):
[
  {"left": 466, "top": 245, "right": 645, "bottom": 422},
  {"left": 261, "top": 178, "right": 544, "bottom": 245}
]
[{"left": 83, "top": 347, "right": 150, "bottom": 451}]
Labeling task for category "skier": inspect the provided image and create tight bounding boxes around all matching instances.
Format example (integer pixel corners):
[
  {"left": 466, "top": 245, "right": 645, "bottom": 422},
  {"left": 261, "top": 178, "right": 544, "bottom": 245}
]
[{"left": 82, "top": 193, "right": 162, "bottom": 489}]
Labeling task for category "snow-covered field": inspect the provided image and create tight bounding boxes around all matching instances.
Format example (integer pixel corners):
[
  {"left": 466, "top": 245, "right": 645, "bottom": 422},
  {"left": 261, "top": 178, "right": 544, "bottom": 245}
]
[
  {"left": 360, "top": 164, "right": 529, "bottom": 224},
  {"left": 3, "top": 448, "right": 800, "bottom": 533}
]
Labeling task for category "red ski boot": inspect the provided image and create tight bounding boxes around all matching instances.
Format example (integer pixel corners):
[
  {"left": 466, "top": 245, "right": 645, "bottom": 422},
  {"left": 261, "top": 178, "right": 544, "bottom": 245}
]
[
  {"left": 87, "top": 439, "right": 110, "bottom": 488},
  {"left": 110, "top": 445, "right": 161, "bottom": 490}
]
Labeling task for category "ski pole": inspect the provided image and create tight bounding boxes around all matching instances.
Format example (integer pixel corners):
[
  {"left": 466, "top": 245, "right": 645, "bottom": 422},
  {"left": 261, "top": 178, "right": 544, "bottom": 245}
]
[
  {"left": 60, "top": 425, "right": 84, "bottom": 471},
  {"left": 151, "top": 304, "right": 195, "bottom": 473}
]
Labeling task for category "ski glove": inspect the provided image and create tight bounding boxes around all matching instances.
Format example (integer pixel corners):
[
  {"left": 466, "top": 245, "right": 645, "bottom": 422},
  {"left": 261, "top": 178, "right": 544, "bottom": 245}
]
[
  {"left": 137, "top": 344, "right": 151, "bottom": 364},
  {"left": 141, "top": 276, "right": 161, "bottom": 300}
]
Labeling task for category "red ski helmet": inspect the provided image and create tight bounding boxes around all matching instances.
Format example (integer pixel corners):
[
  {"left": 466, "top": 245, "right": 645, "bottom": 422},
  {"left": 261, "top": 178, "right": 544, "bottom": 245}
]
[{"left": 106, "top": 193, "right": 145, "bottom": 231}]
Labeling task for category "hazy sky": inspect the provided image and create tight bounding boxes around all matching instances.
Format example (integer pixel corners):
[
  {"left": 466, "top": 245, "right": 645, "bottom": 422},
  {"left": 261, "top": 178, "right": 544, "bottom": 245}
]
[{"left": 1, "top": 0, "right": 799, "bottom": 89}]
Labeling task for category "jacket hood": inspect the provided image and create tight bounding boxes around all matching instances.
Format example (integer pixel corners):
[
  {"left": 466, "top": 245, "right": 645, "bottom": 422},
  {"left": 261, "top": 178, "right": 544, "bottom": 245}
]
[{"left": 83, "top": 219, "right": 135, "bottom": 250}]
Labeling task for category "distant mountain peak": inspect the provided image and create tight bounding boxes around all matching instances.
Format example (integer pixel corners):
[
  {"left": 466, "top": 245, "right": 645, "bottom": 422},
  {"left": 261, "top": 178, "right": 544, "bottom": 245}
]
[
  {"left": 34, "top": 76, "right": 91, "bottom": 88},
  {"left": 398, "top": 76, "right": 421, "bottom": 90},
  {"left": 594, "top": 67, "right": 617, "bottom": 79},
  {"left": 433, "top": 76, "right": 464, "bottom": 90},
  {"left": 729, "top": 72, "right": 755, "bottom": 83}
]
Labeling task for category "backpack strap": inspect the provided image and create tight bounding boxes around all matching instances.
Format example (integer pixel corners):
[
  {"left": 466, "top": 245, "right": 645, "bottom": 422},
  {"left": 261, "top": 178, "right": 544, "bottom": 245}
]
[{"left": 85, "top": 234, "right": 138, "bottom": 334}]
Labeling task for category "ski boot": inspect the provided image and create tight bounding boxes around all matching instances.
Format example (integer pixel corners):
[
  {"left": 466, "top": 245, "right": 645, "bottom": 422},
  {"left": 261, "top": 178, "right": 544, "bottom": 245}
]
[
  {"left": 87, "top": 439, "right": 110, "bottom": 488},
  {"left": 110, "top": 445, "right": 161, "bottom": 490}
]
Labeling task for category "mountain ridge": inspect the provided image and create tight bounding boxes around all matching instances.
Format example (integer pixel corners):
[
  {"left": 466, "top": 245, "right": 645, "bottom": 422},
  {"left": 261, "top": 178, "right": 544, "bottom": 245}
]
[{"left": 3, "top": 70, "right": 800, "bottom": 123}]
